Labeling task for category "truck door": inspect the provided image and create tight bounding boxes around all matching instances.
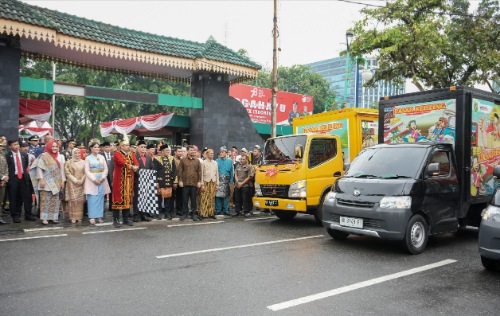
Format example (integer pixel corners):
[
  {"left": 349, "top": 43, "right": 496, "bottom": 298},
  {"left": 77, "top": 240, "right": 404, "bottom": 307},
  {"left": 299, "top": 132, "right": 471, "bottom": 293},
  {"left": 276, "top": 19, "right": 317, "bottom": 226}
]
[
  {"left": 423, "top": 149, "right": 460, "bottom": 234},
  {"left": 307, "top": 137, "right": 343, "bottom": 206}
]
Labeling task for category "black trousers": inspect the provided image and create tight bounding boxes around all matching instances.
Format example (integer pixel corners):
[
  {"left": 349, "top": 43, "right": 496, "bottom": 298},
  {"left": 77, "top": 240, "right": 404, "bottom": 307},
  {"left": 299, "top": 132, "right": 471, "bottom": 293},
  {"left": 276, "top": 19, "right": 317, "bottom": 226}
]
[
  {"left": 234, "top": 186, "right": 251, "bottom": 214},
  {"left": 158, "top": 195, "right": 172, "bottom": 217},
  {"left": 175, "top": 186, "right": 183, "bottom": 214},
  {"left": 8, "top": 177, "right": 32, "bottom": 219},
  {"left": 182, "top": 186, "right": 197, "bottom": 215}
]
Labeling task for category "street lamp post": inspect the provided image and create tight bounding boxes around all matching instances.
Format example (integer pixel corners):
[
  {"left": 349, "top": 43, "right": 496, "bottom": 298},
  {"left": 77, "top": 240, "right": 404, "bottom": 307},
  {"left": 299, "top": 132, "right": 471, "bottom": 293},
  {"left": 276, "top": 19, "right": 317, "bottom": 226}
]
[{"left": 342, "top": 31, "right": 373, "bottom": 109}]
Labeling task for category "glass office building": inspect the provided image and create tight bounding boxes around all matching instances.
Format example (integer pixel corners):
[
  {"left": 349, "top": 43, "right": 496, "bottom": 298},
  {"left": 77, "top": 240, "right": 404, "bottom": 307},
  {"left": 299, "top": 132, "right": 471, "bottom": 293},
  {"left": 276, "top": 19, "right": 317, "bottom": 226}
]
[{"left": 308, "top": 56, "right": 405, "bottom": 108}]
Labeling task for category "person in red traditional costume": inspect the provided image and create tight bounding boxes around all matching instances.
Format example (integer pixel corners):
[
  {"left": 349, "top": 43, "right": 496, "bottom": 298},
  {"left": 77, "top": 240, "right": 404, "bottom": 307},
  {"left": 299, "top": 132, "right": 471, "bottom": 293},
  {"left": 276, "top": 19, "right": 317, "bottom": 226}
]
[{"left": 112, "top": 134, "right": 139, "bottom": 228}]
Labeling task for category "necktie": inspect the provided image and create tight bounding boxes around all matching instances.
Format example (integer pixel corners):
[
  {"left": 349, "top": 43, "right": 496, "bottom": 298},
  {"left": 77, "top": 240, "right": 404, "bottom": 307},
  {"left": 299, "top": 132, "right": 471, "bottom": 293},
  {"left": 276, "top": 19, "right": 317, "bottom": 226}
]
[{"left": 16, "top": 153, "right": 23, "bottom": 179}]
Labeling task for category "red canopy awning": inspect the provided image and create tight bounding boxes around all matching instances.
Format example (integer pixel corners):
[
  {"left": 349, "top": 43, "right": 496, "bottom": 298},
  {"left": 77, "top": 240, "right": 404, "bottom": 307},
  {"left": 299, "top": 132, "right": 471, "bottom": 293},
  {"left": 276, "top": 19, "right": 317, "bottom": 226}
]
[
  {"left": 100, "top": 112, "right": 175, "bottom": 137},
  {"left": 19, "top": 98, "right": 51, "bottom": 125}
]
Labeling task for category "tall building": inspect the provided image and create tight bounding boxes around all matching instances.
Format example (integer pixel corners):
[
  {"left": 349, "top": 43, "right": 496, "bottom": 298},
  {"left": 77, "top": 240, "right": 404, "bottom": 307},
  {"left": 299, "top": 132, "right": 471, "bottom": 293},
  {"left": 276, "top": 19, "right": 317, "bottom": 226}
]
[
  {"left": 493, "top": 80, "right": 499, "bottom": 93},
  {"left": 308, "top": 56, "right": 405, "bottom": 109}
]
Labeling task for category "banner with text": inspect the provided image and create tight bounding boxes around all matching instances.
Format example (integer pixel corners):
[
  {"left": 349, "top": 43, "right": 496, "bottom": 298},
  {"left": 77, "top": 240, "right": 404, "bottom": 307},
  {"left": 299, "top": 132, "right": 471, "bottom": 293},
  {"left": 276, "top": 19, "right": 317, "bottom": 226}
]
[{"left": 229, "top": 84, "right": 314, "bottom": 126}]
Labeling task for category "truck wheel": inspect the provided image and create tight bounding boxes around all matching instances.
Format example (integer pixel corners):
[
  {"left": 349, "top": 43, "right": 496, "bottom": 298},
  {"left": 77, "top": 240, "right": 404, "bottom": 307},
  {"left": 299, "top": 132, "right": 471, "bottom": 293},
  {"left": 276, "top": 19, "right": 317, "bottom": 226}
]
[
  {"left": 402, "top": 214, "right": 429, "bottom": 255},
  {"left": 481, "top": 255, "right": 500, "bottom": 271},
  {"left": 327, "top": 228, "right": 349, "bottom": 240},
  {"left": 313, "top": 194, "right": 327, "bottom": 227},
  {"left": 274, "top": 210, "right": 297, "bottom": 220}
]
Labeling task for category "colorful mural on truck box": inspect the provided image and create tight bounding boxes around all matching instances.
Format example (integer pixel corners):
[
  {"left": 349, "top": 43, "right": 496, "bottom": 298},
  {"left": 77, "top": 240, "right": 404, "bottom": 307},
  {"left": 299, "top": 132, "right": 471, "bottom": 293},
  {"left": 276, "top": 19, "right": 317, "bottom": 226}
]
[
  {"left": 383, "top": 99, "right": 457, "bottom": 144},
  {"left": 471, "top": 99, "right": 500, "bottom": 197},
  {"left": 229, "top": 84, "right": 313, "bottom": 126}
]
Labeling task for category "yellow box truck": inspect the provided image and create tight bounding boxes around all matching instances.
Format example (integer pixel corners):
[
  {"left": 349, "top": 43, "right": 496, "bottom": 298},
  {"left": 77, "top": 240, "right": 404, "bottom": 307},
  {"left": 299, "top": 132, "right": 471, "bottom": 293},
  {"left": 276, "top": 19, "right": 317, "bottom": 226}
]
[{"left": 252, "top": 108, "right": 378, "bottom": 225}]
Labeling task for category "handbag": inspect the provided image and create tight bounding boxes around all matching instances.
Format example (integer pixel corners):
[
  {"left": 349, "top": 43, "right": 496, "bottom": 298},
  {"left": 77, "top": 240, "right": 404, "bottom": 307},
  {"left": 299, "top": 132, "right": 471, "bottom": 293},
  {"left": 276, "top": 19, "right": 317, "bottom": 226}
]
[{"left": 157, "top": 187, "right": 172, "bottom": 198}]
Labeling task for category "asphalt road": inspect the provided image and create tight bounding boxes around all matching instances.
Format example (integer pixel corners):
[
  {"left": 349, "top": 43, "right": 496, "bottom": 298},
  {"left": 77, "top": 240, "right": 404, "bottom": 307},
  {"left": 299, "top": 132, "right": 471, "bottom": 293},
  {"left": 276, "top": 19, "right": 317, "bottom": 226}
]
[{"left": 1, "top": 214, "right": 499, "bottom": 316}]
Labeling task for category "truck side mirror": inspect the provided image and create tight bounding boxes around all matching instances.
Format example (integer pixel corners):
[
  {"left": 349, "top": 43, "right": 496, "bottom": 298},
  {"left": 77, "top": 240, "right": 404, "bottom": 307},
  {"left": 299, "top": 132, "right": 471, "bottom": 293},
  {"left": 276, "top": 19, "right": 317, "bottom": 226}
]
[
  {"left": 427, "top": 163, "right": 440, "bottom": 177},
  {"left": 294, "top": 145, "right": 303, "bottom": 159},
  {"left": 494, "top": 165, "right": 500, "bottom": 178}
]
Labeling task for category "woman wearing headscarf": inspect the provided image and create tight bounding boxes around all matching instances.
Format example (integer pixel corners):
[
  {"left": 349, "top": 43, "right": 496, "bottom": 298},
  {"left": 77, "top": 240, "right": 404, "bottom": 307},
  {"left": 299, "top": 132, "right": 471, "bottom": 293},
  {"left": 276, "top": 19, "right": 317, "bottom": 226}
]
[
  {"left": 84, "top": 141, "right": 110, "bottom": 225},
  {"left": 36, "top": 139, "right": 66, "bottom": 225},
  {"left": 64, "top": 148, "right": 86, "bottom": 223}
]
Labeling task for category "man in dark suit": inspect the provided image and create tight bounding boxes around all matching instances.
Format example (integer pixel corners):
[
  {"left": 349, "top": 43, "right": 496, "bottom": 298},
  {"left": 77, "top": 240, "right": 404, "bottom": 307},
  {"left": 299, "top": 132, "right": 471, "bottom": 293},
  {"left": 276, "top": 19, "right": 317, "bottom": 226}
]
[
  {"left": 133, "top": 140, "right": 154, "bottom": 221},
  {"left": 100, "top": 141, "right": 114, "bottom": 212},
  {"left": 6, "top": 140, "right": 36, "bottom": 223}
]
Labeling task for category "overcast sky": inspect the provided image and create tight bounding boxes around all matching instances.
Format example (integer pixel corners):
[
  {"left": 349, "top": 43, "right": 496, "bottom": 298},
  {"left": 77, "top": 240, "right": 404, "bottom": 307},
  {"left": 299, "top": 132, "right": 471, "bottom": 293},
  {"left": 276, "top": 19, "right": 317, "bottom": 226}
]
[{"left": 22, "top": 0, "right": 383, "bottom": 68}]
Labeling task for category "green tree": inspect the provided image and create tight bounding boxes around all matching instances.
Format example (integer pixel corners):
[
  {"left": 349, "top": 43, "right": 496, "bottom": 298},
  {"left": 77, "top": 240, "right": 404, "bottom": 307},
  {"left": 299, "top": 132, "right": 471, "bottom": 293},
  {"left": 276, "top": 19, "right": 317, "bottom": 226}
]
[
  {"left": 349, "top": 0, "right": 500, "bottom": 92},
  {"left": 253, "top": 65, "right": 338, "bottom": 113}
]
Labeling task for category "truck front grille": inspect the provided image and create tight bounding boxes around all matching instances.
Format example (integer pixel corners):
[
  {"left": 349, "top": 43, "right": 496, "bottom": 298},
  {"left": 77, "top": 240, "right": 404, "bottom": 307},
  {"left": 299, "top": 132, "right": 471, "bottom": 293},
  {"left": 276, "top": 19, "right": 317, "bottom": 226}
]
[
  {"left": 261, "top": 185, "right": 289, "bottom": 198},
  {"left": 337, "top": 198, "right": 375, "bottom": 208}
]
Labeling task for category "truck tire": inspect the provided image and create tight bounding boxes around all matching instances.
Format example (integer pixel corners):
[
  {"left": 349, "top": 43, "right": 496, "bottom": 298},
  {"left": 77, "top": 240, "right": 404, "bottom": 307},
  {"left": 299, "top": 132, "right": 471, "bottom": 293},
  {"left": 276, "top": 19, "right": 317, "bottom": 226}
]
[
  {"left": 314, "top": 194, "right": 327, "bottom": 227},
  {"left": 401, "top": 214, "right": 429, "bottom": 255},
  {"left": 274, "top": 210, "right": 297, "bottom": 220},
  {"left": 327, "top": 228, "right": 349, "bottom": 240},
  {"left": 481, "top": 255, "right": 500, "bottom": 271}
]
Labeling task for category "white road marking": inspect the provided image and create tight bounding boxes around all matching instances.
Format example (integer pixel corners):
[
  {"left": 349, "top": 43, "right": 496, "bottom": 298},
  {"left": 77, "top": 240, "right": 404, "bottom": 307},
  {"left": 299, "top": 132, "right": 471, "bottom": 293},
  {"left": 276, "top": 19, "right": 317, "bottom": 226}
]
[
  {"left": 0, "top": 234, "right": 68, "bottom": 242},
  {"left": 23, "top": 227, "right": 64, "bottom": 232},
  {"left": 82, "top": 227, "right": 147, "bottom": 234},
  {"left": 244, "top": 217, "right": 277, "bottom": 221},
  {"left": 95, "top": 222, "right": 113, "bottom": 227},
  {"left": 167, "top": 221, "right": 224, "bottom": 227},
  {"left": 267, "top": 259, "right": 457, "bottom": 311},
  {"left": 156, "top": 235, "right": 324, "bottom": 259}
]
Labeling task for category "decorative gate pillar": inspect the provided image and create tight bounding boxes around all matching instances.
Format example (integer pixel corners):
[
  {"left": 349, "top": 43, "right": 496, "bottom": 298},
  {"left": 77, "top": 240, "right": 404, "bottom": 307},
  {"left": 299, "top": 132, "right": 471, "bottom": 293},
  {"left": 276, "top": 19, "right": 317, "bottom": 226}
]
[
  {"left": 0, "top": 36, "right": 21, "bottom": 141},
  {"left": 190, "top": 73, "right": 263, "bottom": 150}
]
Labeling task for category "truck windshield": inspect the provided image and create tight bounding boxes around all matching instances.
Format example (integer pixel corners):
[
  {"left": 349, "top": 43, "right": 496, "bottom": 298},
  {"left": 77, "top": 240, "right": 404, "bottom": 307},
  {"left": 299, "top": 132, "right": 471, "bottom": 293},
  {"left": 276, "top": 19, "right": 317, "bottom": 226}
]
[
  {"left": 264, "top": 135, "right": 307, "bottom": 164},
  {"left": 346, "top": 147, "right": 427, "bottom": 179}
]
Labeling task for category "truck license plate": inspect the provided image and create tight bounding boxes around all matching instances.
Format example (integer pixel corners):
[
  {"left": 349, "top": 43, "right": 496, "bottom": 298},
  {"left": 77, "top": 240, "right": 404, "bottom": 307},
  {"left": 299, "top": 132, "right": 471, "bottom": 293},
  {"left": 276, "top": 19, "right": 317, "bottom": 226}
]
[
  {"left": 340, "top": 216, "right": 363, "bottom": 228},
  {"left": 265, "top": 200, "right": 278, "bottom": 206}
]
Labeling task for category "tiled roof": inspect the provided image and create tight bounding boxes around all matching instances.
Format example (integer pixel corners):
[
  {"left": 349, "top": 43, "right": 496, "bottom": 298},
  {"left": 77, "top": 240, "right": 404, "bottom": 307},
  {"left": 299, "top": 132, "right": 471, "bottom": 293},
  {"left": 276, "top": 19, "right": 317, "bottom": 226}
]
[{"left": 1, "top": 0, "right": 261, "bottom": 70}]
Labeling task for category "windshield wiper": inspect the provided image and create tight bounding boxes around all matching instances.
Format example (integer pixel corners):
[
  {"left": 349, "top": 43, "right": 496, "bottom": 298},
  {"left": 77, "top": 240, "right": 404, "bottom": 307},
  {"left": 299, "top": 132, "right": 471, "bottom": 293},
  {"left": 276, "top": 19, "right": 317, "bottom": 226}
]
[
  {"left": 381, "top": 175, "right": 413, "bottom": 179},
  {"left": 351, "top": 174, "right": 378, "bottom": 178}
]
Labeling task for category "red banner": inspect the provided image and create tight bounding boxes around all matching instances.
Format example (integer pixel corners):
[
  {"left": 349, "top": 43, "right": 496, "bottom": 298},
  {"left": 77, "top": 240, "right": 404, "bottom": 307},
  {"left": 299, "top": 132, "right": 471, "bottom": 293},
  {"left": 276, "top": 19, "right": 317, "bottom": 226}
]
[{"left": 229, "top": 84, "right": 313, "bottom": 125}]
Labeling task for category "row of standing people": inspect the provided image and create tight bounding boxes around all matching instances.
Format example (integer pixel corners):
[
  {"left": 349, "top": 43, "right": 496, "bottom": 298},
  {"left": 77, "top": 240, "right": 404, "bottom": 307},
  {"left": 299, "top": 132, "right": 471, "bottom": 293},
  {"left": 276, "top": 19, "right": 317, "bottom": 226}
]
[{"left": 0, "top": 134, "right": 263, "bottom": 226}]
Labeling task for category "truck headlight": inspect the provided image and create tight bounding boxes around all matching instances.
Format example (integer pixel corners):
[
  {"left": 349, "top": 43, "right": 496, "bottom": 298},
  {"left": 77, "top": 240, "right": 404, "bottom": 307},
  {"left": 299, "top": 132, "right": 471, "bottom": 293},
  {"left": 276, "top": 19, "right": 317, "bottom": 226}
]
[
  {"left": 255, "top": 182, "right": 263, "bottom": 197},
  {"left": 482, "top": 205, "right": 500, "bottom": 222},
  {"left": 380, "top": 196, "right": 411, "bottom": 209},
  {"left": 289, "top": 180, "right": 306, "bottom": 198},
  {"left": 326, "top": 192, "right": 336, "bottom": 203}
]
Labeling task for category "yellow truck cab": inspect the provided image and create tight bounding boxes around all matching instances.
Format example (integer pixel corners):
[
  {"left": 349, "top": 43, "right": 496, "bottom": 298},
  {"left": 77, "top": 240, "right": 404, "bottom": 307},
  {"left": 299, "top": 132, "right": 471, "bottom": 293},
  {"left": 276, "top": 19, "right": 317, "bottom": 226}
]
[
  {"left": 252, "top": 133, "right": 344, "bottom": 225},
  {"left": 293, "top": 108, "right": 379, "bottom": 165},
  {"left": 253, "top": 108, "right": 379, "bottom": 225}
]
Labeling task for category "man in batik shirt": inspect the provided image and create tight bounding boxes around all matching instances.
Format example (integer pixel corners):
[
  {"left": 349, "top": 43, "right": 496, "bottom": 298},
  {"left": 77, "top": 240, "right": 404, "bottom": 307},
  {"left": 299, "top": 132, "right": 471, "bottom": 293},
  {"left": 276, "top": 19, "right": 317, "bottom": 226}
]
[{"left": 215, "top": 146, "right": 234, "bottom": 217}]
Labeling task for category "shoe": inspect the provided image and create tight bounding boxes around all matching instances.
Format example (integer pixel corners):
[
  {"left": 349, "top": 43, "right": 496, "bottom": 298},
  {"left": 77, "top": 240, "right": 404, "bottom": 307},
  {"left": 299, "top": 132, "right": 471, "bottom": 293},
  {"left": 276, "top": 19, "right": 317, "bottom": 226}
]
[
  {"left": 89, "top": 218, "right": 96, "bottom": 225},
  {"left": 25, "top": 216, "right": 37, "bottom": 221},
  {"left": 210, "top": 215, "right": 217, "bottom": 219},
  {"left": 124, "top": 219, "right": 134, "bottom": 226},
  {"left": 0, "top": 219, "right": 8, "bottom": 224},
  {"left": 180, "top": 214, "right": 187, "bottom": 221},
  {"left": 97, "top": 218, "right": 104, "bottom": 224},
  {"left": 192, "top": 215, "right": 199, "bottom": 221},
  {"left": 42, "top": 220, "right": 49, "bottom": 225},
  {"left": 13, "top": 217, "right": 21, "bottom": 223},
  {"left": 113, "top": 219, "right": 121, "bottom": 228},
  {"left": 244, "top": 213, "right": 251, "bottom": 217},
  {"left": 132, "top": 214, "right": 139, "bottom": 222},
  {"left": 141, "top": 215, "right": 152, "bottom": 222},
  {"left": 71, "top": 220, "right": 77, "bottom": 224}
]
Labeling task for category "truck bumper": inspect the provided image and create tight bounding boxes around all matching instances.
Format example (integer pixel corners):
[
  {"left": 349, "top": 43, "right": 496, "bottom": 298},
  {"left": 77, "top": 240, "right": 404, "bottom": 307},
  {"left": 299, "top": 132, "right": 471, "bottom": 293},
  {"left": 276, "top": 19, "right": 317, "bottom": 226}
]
[
  {"left": 253, "top": 197, "right": 308, "bottom": 212},
  {"left": 322, "top": 200, "right": 412, "bottom": 240}
]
